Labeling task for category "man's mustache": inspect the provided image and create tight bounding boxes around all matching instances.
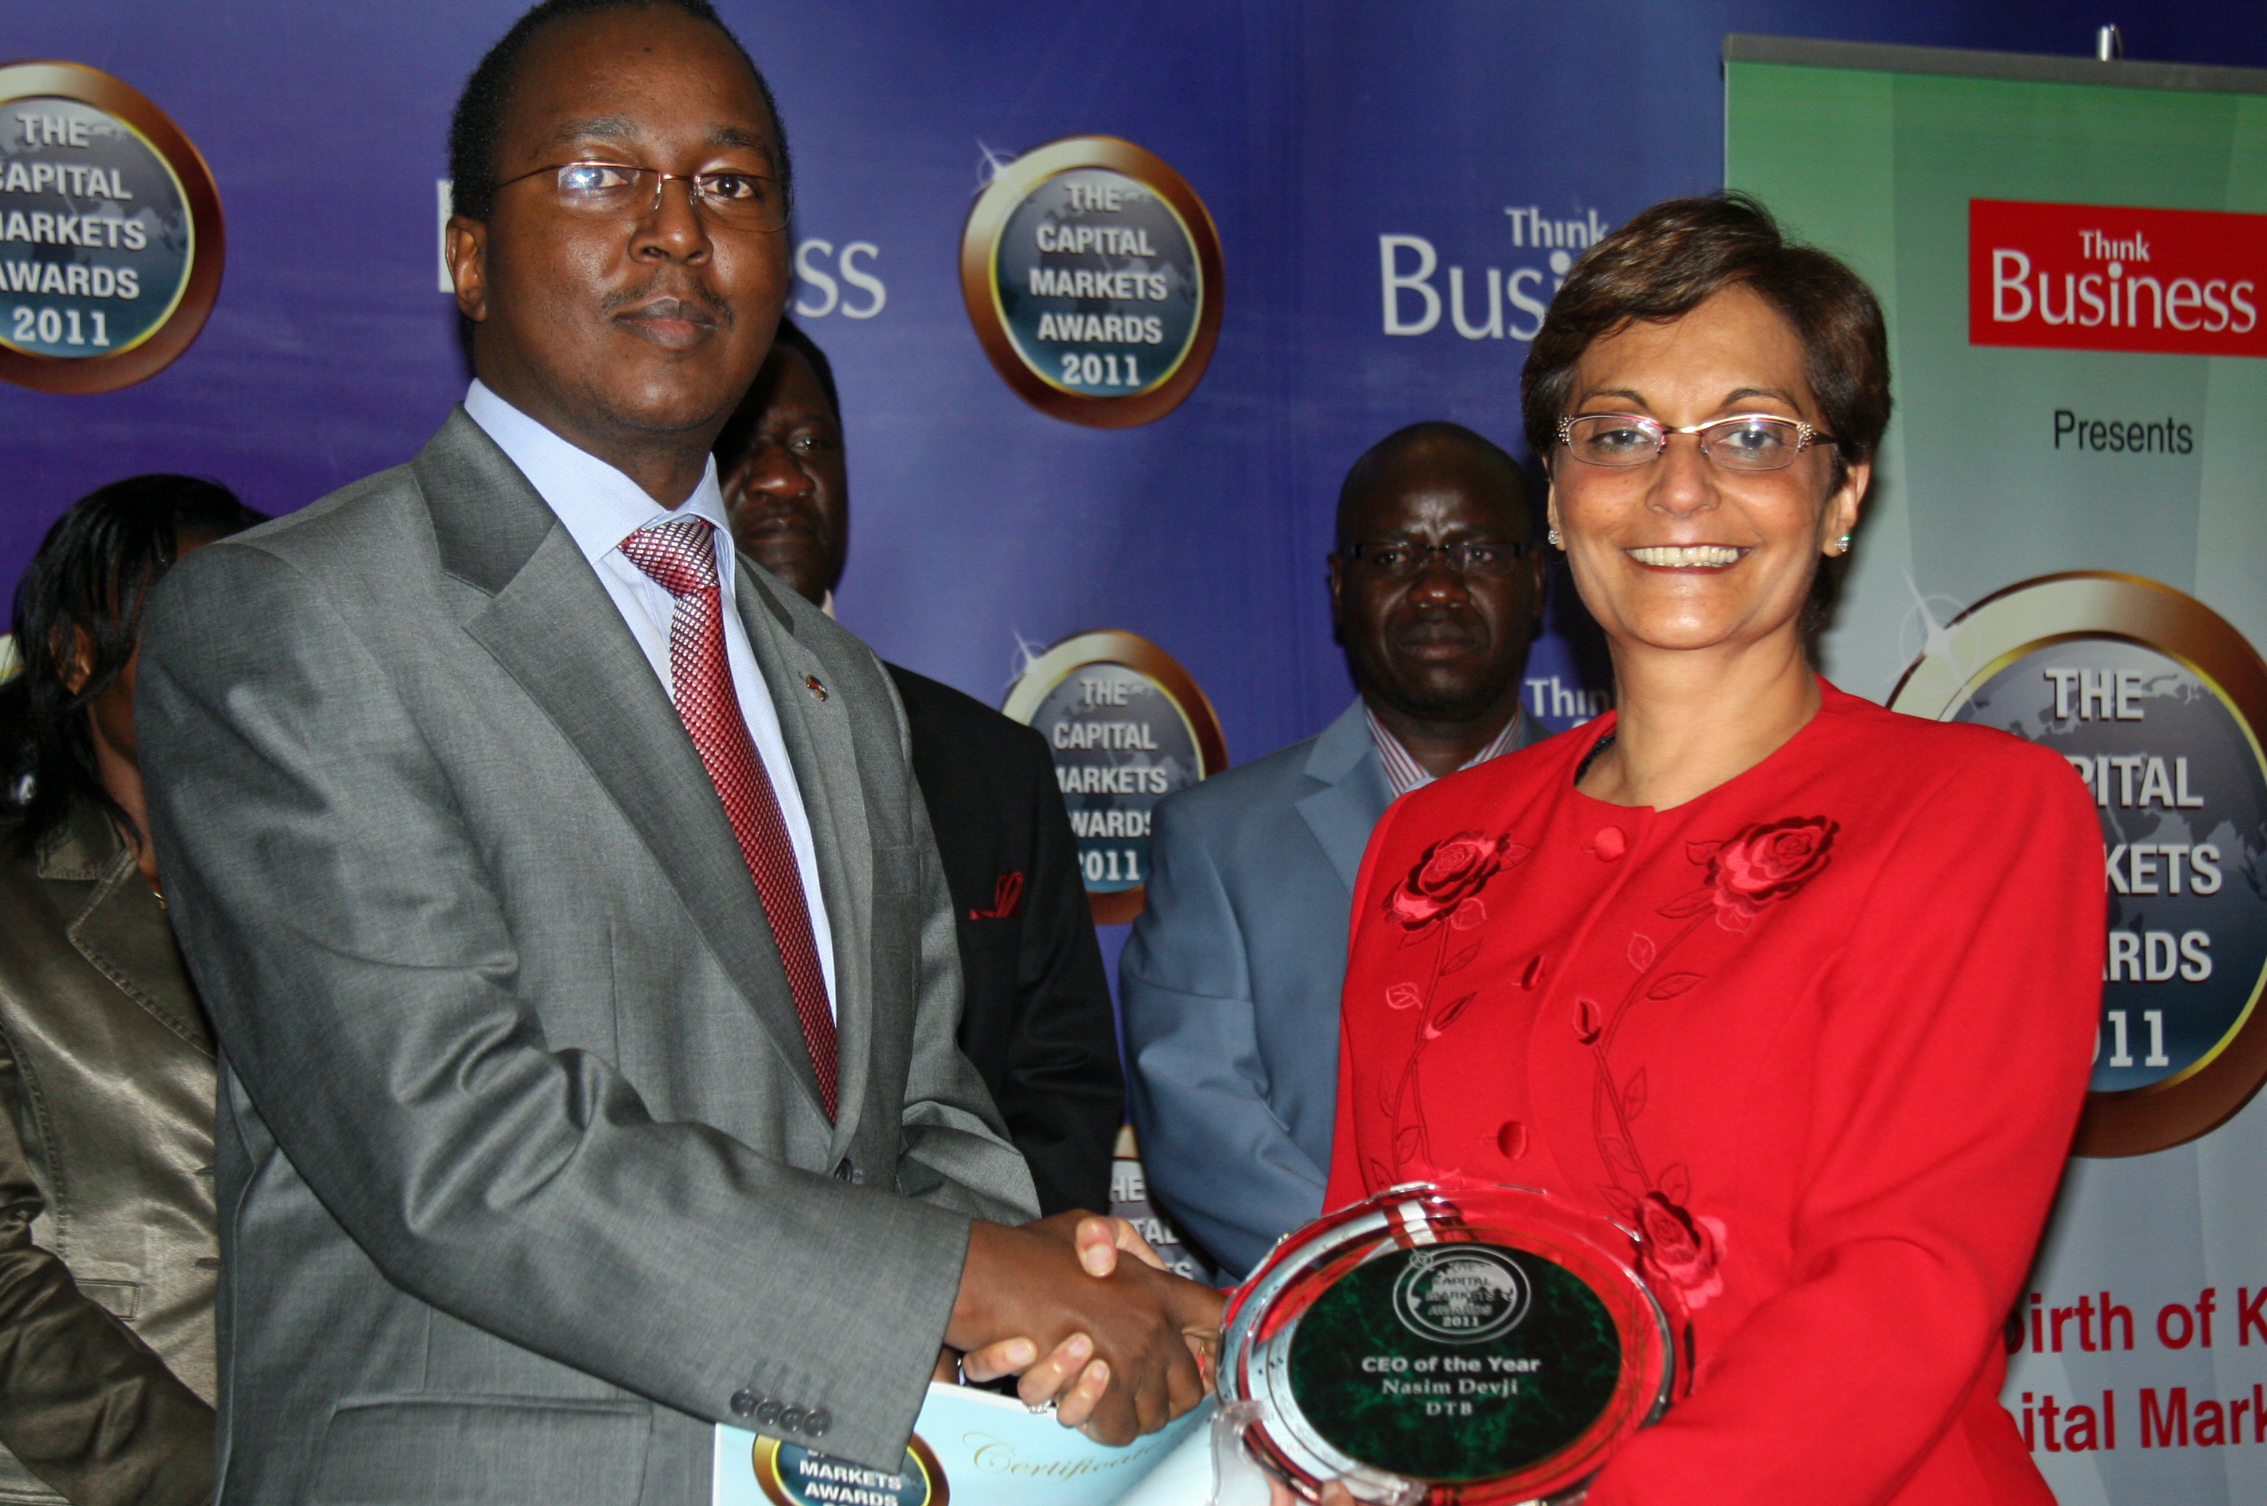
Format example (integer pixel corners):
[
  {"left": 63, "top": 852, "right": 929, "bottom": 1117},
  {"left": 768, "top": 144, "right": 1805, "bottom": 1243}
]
[
  {"left": 602, "top": 275, "right": 735, "bottom": 328},
  {"left": 740, "top": 511, "right": 828, "bottom": 540},
  {"left": 1389, "top": 621, "right": 1486, "bottom": 651},
  {"left": 730, "top": 502, "right": 833, "bottom": 550}
]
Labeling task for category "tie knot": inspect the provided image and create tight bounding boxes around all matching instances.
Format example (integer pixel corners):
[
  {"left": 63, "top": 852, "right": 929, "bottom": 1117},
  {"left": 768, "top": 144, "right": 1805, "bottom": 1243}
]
[{"left": 620, "top": 517, "right": 719, "bottom": 599}]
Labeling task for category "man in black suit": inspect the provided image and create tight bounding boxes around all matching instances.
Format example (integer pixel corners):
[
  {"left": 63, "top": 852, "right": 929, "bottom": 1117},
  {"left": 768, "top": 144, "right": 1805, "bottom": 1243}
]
[{"left": 716, "top": 319, "right": 1121, "bottom": 1215}]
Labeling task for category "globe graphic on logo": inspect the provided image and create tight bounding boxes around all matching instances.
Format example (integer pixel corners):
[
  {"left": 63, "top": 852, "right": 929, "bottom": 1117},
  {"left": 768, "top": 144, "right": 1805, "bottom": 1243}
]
[
  {"left": 0, "top": 95, "right": 193, "bottom": 360},
  {"left": 1953, "top": 637, "right": 2267, "bottom": 1094},
  {"left": 1393, "top": 1249, "right": 1531, "bottom": 1343},
  {"left": 1030, "top": 662, "right": 1204, "bottom": 896},
  {"left": 994, "top": 166, "right": 1202, "bottom": 398}
]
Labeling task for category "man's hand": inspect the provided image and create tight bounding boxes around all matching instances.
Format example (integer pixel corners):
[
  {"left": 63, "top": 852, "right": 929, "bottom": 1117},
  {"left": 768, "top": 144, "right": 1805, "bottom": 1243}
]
[
  {"left": 957, "top": 1214, "right": 1209, "bottom": 1423},
  {"left": 948, "top": 1210, "right": 1223, "bottom": 1444}
]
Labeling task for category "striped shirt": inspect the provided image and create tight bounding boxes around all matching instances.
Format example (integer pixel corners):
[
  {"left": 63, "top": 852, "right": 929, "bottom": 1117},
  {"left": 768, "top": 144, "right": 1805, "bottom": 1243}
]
[{"left": 1365, "top": 706, "right": 1531, "bottom": 800}]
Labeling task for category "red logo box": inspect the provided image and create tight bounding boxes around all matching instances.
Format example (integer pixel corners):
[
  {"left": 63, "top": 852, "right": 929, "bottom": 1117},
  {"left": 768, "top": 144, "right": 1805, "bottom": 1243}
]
[{"left": 1969, "top": 198, "right": 2267, "bottom": 358}]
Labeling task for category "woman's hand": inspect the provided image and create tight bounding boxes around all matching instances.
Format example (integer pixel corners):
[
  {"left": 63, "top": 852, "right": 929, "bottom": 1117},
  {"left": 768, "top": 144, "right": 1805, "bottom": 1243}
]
[{"left": 1076, "top": 1213, "right": 1173, "bottom": 1272}]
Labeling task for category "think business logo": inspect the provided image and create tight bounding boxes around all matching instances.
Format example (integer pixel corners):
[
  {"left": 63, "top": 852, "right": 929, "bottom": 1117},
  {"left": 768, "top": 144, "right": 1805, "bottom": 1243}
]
[{"left": 1970, "top": 199, "right": 2266, "bottom": 359}]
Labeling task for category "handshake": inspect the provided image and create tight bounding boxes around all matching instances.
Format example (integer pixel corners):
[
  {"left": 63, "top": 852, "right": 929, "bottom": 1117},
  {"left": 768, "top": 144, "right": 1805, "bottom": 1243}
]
[{"left": 946, "top": 1210, "right": 1225, "bottom": 1445}]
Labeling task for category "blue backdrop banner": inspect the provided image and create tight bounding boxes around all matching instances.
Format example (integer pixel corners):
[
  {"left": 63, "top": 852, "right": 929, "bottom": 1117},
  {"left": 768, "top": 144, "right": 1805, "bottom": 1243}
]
[{"left": 9, "top": 2, "right": 2264, "bottom": 782}]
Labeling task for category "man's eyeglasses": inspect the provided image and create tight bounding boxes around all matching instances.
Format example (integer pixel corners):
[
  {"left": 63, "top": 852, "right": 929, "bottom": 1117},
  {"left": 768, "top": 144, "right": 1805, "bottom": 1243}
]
[
  {"left": 1557, "top": 413, "right": 1834, "bottom": 473},
  {"left": 496, "top": 161, "right": 789, "bottom": 232},
  {"left": 1340, "top": 540, "right": 1530, "bottom": 579}
]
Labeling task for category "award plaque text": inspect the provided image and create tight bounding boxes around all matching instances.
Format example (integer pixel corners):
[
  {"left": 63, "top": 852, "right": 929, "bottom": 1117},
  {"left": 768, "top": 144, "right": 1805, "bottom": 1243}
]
[
  {"left": 1285, "top": 1245, "right": 1622, "bottom": 1483},
  {"left": 1223, "top": 1186, "right": 1677, "bottom": 1505}
]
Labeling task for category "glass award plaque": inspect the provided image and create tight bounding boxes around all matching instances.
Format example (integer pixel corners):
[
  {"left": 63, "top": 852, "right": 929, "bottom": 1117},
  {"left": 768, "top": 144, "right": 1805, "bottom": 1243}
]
[{"left": 1219, "top": 1185, "right": 1678, "bottom": 1505}]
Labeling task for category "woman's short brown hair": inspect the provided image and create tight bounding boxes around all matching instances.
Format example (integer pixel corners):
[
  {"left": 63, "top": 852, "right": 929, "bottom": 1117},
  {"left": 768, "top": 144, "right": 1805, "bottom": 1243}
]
[{"left": 1520, "top": 192, "right": 1891, "bottom": 492}]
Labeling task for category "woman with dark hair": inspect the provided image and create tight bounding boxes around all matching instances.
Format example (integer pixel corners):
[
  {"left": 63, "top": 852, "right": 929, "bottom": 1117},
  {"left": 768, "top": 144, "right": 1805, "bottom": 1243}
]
[
  {"left": 1322, "top": 196, "right": 2100, "bottom": 1504},
  {"left": 0, "top": 474, "right": 262, "bottom": 1505}
]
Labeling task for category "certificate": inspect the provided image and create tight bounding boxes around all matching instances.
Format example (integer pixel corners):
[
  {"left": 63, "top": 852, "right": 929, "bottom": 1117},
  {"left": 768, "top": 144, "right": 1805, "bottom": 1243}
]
[{"left": 715, "top": 1382, "right": 1213, "bottom": 1506}]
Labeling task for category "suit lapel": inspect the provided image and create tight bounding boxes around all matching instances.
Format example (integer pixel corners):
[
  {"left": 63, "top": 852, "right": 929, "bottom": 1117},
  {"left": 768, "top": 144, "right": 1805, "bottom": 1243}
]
[
  {"left": 1295, "top": 700, "right": 1395, "bottom": 893},
  {"left": 47, "top": 809, "right": 213, "bottom": 1055},
  {"left": 730, "top": 563, "right": 875, "bottom": 1155},
  {"left": 415, "top": 410, "right": 830, "bottom": 1121}
]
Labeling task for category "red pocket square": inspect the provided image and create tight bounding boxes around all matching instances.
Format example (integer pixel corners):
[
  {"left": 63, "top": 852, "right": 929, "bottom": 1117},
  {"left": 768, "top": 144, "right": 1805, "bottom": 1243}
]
[{"left": 969, "top": 871, "right": 1025, "bottom": 920}]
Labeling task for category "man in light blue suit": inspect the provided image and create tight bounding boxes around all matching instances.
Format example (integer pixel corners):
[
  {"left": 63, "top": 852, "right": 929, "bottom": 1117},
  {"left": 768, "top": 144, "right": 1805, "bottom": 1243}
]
[{"left": 1122, "top": 423, "right": 1551, "bottom": 1278}]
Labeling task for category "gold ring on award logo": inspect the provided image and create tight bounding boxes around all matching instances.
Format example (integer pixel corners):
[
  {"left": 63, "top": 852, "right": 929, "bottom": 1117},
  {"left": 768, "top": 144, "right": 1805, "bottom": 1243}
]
[
  {"left": 0, "top": 61, "right": 225, "bottom": 393},
  {"left": 959, "top": 135, "right": 1223, "bottom": 428}
]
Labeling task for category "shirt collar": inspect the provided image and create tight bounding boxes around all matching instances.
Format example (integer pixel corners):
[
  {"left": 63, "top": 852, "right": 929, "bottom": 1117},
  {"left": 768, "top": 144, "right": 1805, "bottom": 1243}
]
[
  {"left": 1365, "top": 705, "right": 1530, "bottom": 800},
  {"left": 462, "top": 379, "right": 733, "bottom": 586}
]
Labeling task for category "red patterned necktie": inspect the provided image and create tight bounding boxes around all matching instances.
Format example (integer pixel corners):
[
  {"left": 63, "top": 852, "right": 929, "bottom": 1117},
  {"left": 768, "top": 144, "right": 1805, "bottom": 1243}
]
[{"left": 620, "top": 517, "right": 839, "bottom": 1119}]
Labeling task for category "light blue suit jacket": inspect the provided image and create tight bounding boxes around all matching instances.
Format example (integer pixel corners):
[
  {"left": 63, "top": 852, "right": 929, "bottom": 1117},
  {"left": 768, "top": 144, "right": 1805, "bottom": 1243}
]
[
  {"left": 1118, "top": 700, "right": 1362, "bottom": 1278},
  {"left": 1121, "top": 699, "right": 1546, "bottom": 1279}
]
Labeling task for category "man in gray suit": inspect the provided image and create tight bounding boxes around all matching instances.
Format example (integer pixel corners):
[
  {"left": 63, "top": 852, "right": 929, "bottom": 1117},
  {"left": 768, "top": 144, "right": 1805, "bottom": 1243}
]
[
  {"left": 136, "top": 3, "right": 1212, "bottom": 1500},
  {"left": 1121, "top": 422, "right": 1549, "bottom": 1280}
]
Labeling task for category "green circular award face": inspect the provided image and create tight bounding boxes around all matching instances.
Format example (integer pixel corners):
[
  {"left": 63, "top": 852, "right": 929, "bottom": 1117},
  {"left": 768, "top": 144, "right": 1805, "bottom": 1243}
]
[{"left": 1221, "top": 1186, "right": 1676, "bottom": 1505}]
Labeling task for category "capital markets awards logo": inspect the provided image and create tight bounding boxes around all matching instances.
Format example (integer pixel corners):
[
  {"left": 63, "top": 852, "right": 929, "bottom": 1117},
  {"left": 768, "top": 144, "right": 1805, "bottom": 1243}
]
[
  {"left": 1392, "top": 1247, "right": 1532, "bottom": 1345},
  {"left": 1003, "top": 630, "right": 1226, "bottom": 924},
  {"left": 0, "top": 62, "right": 223, "bottom": 392},
  {"left": 1891, "top": 573, "right": 2267, "bottom": 1156},
  {"left": 960, "top": 136, "right": 1222, "bottom": 427},
  {"left": 752, "top": 1435, "right": 943, "bottom": 1506}
]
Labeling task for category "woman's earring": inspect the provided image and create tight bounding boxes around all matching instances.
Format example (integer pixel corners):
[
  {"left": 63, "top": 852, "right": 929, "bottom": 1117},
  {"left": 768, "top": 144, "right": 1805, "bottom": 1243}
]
[
  {"left": 1837, "top": 534, "right": 1853, "bottom": 555},
  {"left": 1547, "top": 528, "right": 1564, "bottom": 549}
]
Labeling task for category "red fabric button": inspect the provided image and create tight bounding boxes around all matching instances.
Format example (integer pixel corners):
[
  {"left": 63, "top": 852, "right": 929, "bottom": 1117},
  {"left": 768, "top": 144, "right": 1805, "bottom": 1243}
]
[
  {"left": 1496, "top": 1121, "right": 1529, "bottom": 1159},
  {"left": 1593, "top": 825, "right": 1627, "bottom": 860}
]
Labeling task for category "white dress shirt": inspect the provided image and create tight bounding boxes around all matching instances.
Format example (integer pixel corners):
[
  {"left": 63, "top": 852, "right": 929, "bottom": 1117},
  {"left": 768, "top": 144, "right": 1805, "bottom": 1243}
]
[{"left": 464, "top": 380, "right": 837, "bottom": 1014}]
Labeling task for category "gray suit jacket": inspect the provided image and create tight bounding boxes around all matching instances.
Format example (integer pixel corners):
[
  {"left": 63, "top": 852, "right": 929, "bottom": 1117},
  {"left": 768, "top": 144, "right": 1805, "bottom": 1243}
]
[
  {"left": 1119, "top": 700, "right": 1542, "bottom": 1279},
  {"left": 137, "top": 410, "right": 1035, "bottom": 1505}
]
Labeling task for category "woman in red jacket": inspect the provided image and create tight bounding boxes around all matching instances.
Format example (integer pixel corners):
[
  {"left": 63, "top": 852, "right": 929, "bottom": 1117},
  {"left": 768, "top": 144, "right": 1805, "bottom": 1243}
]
[{"left": 1321, "top": 195, "right": 2101, "bottom": 1504}]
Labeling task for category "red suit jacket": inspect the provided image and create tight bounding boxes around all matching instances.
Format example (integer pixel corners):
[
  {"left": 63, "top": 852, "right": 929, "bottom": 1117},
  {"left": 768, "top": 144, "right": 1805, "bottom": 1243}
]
[{"left": 1326, "top": 681, "right": 2102, "bottom": 1505}]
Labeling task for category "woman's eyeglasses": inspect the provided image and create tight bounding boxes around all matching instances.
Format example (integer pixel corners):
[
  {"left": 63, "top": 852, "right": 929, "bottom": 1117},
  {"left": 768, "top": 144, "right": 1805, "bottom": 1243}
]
[{"left": 1558, "top": 413, "right": 1834, "bottom": 473}]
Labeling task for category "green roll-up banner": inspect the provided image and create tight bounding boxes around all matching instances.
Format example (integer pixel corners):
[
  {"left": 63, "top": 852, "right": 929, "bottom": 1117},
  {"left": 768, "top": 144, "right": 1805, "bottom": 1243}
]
[{"left": 1729, "top": 38, "right": 2267, "bottom": 1505}]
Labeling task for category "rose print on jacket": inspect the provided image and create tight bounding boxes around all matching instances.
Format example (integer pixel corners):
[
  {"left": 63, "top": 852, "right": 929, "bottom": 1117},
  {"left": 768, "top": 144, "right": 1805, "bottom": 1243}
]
[
  {"left": 1373, "top": 831, "right": 1528, "bottom": 1186},
  {"left": 1637, "top": 1191, "right": 1727, "bottom": 1309},
  {"left": 1582, "top": 815, "right": 1839, "bottom": 1314},
  {"left": 1659, "top": 815, "right": 1838, "bottom": 932},
  {"left": 1386, "top": 830, "right": 1518, "bottom": 930}
]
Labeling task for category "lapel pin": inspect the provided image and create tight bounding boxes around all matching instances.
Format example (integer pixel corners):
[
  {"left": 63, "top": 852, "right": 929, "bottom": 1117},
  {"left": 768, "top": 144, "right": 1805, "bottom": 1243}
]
[{"left": 805, "top": 674, "right": 828, "bottom": 702}]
